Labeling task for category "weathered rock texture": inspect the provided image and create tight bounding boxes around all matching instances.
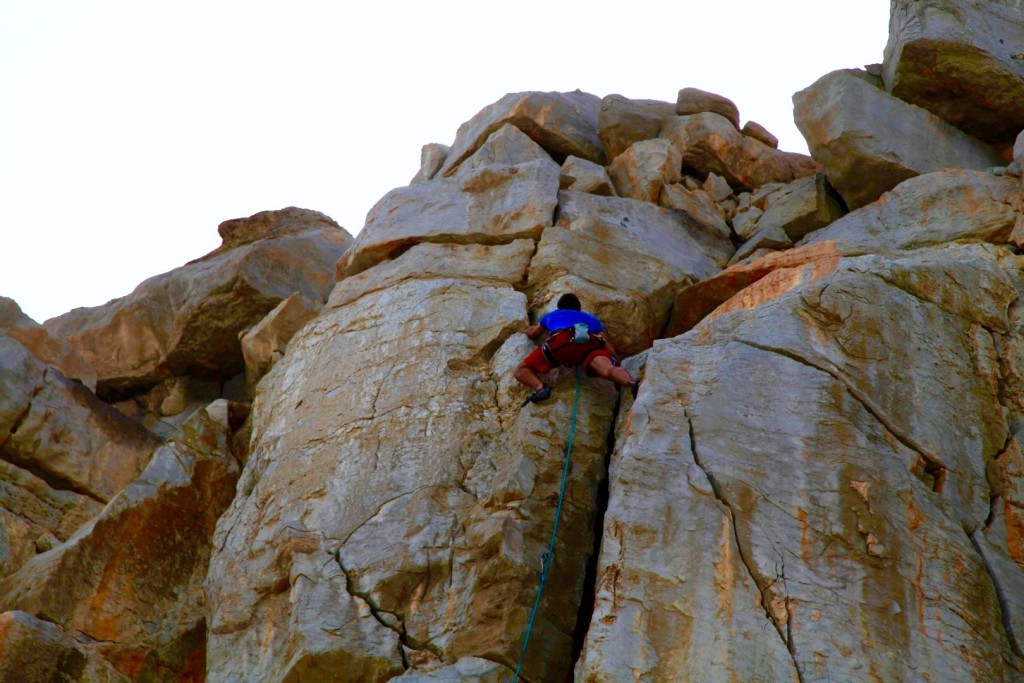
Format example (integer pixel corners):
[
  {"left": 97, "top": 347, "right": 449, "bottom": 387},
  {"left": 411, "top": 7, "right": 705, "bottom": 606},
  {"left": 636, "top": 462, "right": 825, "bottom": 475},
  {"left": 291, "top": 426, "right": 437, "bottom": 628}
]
[
  {"left": 579, "top": 241, "right": 1024, "bottom": 681},
  {"left": 0, "top": 611, "right": 128, "bottom": 682},
  {"left": 0, "top": 297, "right": 96, "bottom": 390},
  {"left": 661, "top": 112, "right": 820, "bottom": 191},
  {"left": 439, "top": 91, "right": 603, "bottom": 176},
  {"left": 793, "top": 69, "right": 1003, "bottom": 210},
  {"left": 0, "top": 407, "right": 239, "bottom": 681},
  {"left": 884, "top": 0, "right": 1024, "bottom": 147},
  {"left": 44, "top": 207, "right": 351, "bottom": 401},
  {"left": 6, "top": 7, "right": 1024, "bottom": 680}
]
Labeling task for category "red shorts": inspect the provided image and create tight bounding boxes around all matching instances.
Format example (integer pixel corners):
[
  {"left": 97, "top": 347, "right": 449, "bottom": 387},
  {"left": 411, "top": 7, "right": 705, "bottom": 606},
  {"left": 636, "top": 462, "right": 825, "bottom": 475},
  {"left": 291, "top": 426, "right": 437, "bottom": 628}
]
[{"left": 521, "top": 345, "right": 613, "bottom": 377}]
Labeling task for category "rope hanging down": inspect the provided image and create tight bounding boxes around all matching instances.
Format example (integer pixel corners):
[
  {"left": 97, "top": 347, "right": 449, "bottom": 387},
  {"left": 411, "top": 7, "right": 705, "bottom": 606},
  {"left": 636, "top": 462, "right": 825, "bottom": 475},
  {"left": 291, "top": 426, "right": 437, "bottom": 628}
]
[{"left": 513, "top": 365, "right": 583, "bottom": 682}]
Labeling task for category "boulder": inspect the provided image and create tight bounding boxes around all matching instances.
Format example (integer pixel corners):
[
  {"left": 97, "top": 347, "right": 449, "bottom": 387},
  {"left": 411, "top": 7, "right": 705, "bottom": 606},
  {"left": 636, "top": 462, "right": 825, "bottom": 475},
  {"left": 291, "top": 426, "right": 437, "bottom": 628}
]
[
  {"left": 702, "top": 172, "right": 733, "bottom": 202},
  {"left": 793, "top": 69, "right": 1004, "bottom": 209},
  {"left": 410, "top": 143, "right": 450, "bottom": 184},
  {"left": 741, "top": 120, "right": 779, "bottom": 148},
  {"left": 675, "top": 87, "right": 740, "bottom": 128},
  {"left": 0, "top": 338, "right": 159, "bottom": 510},
  {"left": 528, "top": 191, "right": 730, "bottom": 354},
  {"left": 665, "top": 242, "right": 843, "bottom": 337},
  {"left": 328, "top": 240, "right": 535, "bottom": 310},
  {"left": 559, "top": 155, "right": 616, "bottom": 196},
  {"left": 753, "top": 173, "right": 845, "bottom": 241},
  {"left": 597, "top": 94, "right": 676, "bottom": 160},
  {"left": 339, "top": 158, "right": 560, "bottom": 277},
  {"left": 44, "top": 208, "right": 351, "bottom": 400},
  {"left": 240, "top": 292, "right": 320, "bottom": 390},
  {"left": 800, "top": 169, "right": 1019, "bottom": 255},
  {"left": 580, "top": 243, "right": 1019, "bottom": 681},
  {"left": 661, "top": 112, "right": 820, "bottom": 191},
  {"left": 659, "top": 183, "right": 731, "bottom": 240},
  {"left": 0, "top": 457, "right": 103, "bottom": 581},
  {"left": 607, "top": 138, "right": 682, "bottom": 203},
  {"left": 731, "top": 205, "right": 763, "bottom": 240},
  {"left": 884, "top": 0, "right": 1024, "bottom": 147},
  {"left": 455, "top": 123, "right": 552, "bottom": 175},
  {"left": 727, "top": 223, "right": 792, "bottom": 265},
  {"left": 0, "top": 407, "right": 240, "bottom": 681},
  {"left": 439, "top": 91, "right": 603, "bottom": 176},
  {"left": 205, "top": 266, "right": 618, "bottom": 682},
  {"left": 0, "top": 297, "right": 96, "bottom": 390},
  {"left": 0, "top": 611, "right": 128, "bottom": 682}
]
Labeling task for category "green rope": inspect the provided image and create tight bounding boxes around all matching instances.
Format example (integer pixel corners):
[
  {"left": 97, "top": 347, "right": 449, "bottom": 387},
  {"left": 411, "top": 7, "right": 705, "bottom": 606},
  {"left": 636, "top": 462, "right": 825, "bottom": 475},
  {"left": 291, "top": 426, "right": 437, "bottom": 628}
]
[{"left": 513, "top": 365, "right": 583, "bottom": 682}]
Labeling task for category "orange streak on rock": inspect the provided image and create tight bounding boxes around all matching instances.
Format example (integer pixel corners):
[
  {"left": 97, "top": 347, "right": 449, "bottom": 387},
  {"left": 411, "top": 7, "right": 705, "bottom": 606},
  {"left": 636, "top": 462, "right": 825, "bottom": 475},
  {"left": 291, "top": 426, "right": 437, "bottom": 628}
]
[{"left": 667, "top": 241, "right": 841, "bottom": 337}]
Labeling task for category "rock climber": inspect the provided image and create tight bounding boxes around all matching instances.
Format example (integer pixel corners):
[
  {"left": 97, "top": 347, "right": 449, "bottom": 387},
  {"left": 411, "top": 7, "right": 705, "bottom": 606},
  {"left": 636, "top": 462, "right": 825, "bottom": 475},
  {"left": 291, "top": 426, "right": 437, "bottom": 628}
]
[{"left": 514, "top": 293, "right": 639, "bottom": 405}]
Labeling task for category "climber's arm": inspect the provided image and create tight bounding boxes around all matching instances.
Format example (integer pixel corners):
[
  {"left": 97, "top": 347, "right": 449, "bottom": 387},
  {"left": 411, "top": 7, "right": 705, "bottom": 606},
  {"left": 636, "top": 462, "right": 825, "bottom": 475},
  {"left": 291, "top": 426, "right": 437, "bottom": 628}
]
[{"left": 523, "top": 323, "right": 545, "bottom": 340}]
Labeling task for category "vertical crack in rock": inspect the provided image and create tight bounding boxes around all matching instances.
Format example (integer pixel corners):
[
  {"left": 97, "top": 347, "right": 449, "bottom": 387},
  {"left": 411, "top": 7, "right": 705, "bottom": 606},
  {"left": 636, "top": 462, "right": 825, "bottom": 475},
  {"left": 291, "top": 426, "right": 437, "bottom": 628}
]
[
  {"left": 736, "top": 339, "right": 949, "bottom": 493},
  {"left": 967, "top": 532, "right": 1024, "bottom": 659},
  {"left": 570, "top": 394, "right": 620, "bottom": 668},
  {"left": 334, "top": 551, "right": 413, "bottom": 671},
  {"left": 0, "top": 369, "right": 47, "bottom": 450},
  {"left": 684, "top": 409, "right": 806, "bottom": 683}
]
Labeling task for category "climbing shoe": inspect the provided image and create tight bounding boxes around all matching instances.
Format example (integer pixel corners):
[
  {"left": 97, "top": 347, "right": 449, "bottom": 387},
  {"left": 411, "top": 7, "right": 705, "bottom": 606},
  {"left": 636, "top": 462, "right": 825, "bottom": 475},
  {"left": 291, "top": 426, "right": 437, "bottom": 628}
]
[
  {"left": 521, "top": 386, "right": 552, "bottom": 407},
  {"left": 630, "top": 381, "right": 640, "bottom": 399}
]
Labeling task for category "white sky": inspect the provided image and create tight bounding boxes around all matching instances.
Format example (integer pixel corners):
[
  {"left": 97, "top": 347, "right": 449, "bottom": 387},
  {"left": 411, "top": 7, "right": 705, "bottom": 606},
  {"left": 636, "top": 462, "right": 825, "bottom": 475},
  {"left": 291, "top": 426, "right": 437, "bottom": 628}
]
[{"left": 1, "top": 1, "right": 890, "bottom": 323}]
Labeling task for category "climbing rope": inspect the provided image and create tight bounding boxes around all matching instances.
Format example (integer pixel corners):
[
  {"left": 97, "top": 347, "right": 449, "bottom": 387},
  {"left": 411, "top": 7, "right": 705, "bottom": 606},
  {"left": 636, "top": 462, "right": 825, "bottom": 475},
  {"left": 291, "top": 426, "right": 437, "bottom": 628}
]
[{"left": 513, "top": 365, "right": 582, "bottom": 682}]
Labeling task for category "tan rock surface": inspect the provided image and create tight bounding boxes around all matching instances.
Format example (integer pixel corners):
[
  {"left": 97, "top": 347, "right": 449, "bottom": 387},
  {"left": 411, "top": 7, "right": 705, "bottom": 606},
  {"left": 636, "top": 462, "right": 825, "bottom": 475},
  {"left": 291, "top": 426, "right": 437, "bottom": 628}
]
[
  {"left": 741, "top": 120, "right": 778, "bottom": 148},
  {"left": 456, "top": 123, "right": 552, "bottom": 175},
  {"left": 675, "top": 87, "right": 740, "bottom": 128},
  {"left": 329, "top": 240, "right": 535, "bottom": 309},
  {"left": 793, "top": 69, "right": 1004, "bottom": 209},
  {"left": 0, "top": 407, "right": 239, "bottom": 681},
  {"left": 597, "top": 94, "right": 676, "bottom": 160},
  {"left": 661, "top": 112, "right": 819, "bottom": 191},
  {"left": 439, "top": 90, "right": 603, "bottom": 176},
  {"left": 884, "top": 0, "right": 1024, "bottom": 146},
  {"left": 800, "top": 169, "right": 1019, "bottom": 254},
  {"left": 410, "top": 143, "right": 450, "bottom": 184},
  {"left": 241, "top": 292, "right": 320, "bottom": 390},
  {"left": 44, "top": 208, "right": 351, "bottom": 399},
  {"left": 0, "top": 297, "right": 96, "bottom": 390},
  {"left": 753, "top": 173, "right": 845, "bottom": 241},
  {"left": 607, "top": 138, "right": 682, "bottom": 203},
  {"left": 658, "top": 182, "right": 731, "bottom": 239},
  {"left": 559, "top": 155, "right": 615, "bottom": 196},
  {"left": 339, "top": 158, "right": 560, "bottom": 277},
  {"left": 580, "top": 243, "right": 1022, "bottom": 681},
  {"left": 205, "top": 264, "right": 618, "bottom": 682},
  {"left": 0, "top": 611, "right": 128, "bottom": 683}
]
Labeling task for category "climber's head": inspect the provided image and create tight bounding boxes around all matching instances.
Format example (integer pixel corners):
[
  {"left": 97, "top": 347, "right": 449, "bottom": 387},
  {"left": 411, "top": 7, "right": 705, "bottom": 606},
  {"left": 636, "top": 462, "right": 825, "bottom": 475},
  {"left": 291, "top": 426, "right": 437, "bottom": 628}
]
[{"left": 556, "top": 293, "right": 581, "bottom": 311}]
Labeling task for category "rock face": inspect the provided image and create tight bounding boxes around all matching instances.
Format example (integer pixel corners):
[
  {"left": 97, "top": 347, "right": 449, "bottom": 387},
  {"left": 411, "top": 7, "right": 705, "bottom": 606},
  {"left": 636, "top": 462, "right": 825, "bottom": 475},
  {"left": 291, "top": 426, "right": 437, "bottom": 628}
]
[
  {"left": 0, "top": 297, "right": 96, "bottom": 390},
  {"left": 0, "top": 337, "right": 158, "bottom": 580},
  {"left": 579, "top": 241, "right": 1024, "bottom": 682},
  {"left": 339, "top": 158, "right": 560, "bottom": 277},
  {"left": 0, "top": 407, "right": 239, "bottom": 681},
  {"left": 884, "top": 0, "right": 1024, "bottom": 147},
  {"left": 675, "top": 87, "right": 740, "bottom": 128},
  {"left": 597, "top": 94, "right": 676, "bottom": 160},
  {"left": 439, "top": 91, "right": 604, "bottom": 176},
  {"left": 6, "top": 10, "right": 1024, "bottom": 679},
  {"left": 794, "top": 69, "right": 1004, "bottom": 210},
  {"left": 44, "top": 207, "right": 351, "bottom": 401},
  {"left": 0, "top": 611, "right": 128, "bottom": 682},
  {"left": 661, "top": 112, "right": 820, "bottom": 191}
]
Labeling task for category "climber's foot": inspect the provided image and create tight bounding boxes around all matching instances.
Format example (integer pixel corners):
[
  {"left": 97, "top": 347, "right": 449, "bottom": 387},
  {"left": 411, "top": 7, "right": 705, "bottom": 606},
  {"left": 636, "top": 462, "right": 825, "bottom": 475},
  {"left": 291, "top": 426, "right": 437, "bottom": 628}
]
[{"left": 521, "top": 386, "right": 552, "bottom": 407}]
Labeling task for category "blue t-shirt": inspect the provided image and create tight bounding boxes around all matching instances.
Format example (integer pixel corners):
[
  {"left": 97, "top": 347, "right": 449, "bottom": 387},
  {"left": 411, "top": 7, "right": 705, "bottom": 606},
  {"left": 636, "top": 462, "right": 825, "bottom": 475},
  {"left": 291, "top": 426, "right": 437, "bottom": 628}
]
[{"left": 539, "top": 309, "right": 604, "bottom": 334}]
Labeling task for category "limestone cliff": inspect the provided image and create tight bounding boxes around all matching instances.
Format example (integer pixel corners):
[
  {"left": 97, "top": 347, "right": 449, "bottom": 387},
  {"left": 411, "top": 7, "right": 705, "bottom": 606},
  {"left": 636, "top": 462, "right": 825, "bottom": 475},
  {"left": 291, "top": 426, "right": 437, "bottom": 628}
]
[{"left": 3, "top": 2, "right": 1024, "bottom": 682}]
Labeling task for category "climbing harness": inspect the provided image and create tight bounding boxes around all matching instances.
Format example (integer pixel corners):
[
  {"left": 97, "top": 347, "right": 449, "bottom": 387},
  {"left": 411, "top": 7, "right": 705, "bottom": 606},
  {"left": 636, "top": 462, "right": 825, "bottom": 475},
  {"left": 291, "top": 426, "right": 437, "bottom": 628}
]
[{"left": 513, "top": 365, "right": 582, "bottom": 682}]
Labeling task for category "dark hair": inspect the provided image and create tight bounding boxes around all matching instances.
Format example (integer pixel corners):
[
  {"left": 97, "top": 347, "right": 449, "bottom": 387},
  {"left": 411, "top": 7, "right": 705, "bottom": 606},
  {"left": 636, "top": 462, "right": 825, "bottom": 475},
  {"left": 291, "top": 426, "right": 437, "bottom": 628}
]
[{"left": 557, "top": 293, "right": 581, "bottom": 311}]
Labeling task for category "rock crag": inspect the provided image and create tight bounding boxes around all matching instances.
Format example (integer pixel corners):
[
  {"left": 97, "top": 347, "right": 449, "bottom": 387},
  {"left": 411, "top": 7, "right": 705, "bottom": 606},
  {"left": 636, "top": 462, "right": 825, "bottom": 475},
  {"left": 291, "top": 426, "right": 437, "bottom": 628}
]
[{"left": 3, "top": 3, "right": 1024, "bottom": 682}]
